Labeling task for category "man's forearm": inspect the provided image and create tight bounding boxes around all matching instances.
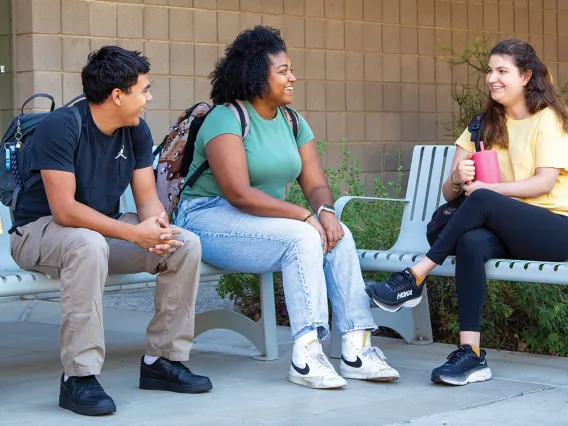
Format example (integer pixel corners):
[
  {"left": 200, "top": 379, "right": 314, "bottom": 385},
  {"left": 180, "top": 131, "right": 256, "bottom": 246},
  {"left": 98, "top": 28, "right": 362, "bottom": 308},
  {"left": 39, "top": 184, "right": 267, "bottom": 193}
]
[{"left": 136, "top": 197, "right": 168, "bottom": 223}]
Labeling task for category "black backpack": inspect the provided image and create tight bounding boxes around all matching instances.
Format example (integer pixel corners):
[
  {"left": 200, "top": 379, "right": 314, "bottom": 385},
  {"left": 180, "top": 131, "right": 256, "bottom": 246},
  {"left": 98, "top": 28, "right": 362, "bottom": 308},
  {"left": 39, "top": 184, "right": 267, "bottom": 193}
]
[{"left": 0, "top": 93, "right": 84, "bottom": 210}]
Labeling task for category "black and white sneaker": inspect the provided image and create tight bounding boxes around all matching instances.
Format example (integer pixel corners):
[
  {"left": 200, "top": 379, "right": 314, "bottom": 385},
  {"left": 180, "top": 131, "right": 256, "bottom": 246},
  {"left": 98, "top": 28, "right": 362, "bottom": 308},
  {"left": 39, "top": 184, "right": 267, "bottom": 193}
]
[
  {"left": 431, "top": 344, "right": 492, "bottom": 386},
  {"left": 365, "top": 268, "right": 424, "bottom": 312}
]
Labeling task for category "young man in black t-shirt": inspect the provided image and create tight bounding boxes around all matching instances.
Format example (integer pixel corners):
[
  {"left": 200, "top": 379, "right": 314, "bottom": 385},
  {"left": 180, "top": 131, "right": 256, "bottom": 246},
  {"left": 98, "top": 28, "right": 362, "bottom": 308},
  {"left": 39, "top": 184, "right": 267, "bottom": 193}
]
[{"left": 9, "top": 46, "right": 211, "bottom": 417}]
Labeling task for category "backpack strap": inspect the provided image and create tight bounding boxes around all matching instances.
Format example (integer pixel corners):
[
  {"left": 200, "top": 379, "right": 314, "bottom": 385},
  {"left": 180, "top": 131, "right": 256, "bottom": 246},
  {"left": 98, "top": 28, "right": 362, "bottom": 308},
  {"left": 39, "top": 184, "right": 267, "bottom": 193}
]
[
  {"left": 468, "top": 112, "right": 485, "bottom": 152},
  {"left": 281, "top": 106, "right": 300, "bottom": 140},
  {"left": 226, "top": 99, "right": 250, "bottom": 139}
]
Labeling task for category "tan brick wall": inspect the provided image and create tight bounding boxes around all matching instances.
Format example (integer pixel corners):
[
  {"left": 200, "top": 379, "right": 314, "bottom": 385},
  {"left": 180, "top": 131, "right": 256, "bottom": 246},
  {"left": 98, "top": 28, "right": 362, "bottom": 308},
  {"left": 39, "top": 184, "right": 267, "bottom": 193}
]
[
  {"left": 0, "top": 0, "right": 13, "bottom": 134},
  {"left": 9, "top": 0, "right": 568, "bottom": 192}
]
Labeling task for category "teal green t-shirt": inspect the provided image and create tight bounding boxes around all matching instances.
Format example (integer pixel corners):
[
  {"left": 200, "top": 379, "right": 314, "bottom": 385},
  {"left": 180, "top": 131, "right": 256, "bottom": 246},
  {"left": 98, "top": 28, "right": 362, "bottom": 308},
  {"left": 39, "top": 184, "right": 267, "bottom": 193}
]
[{"left": 181, "top": 101, "right": 314, "bottom": 200}]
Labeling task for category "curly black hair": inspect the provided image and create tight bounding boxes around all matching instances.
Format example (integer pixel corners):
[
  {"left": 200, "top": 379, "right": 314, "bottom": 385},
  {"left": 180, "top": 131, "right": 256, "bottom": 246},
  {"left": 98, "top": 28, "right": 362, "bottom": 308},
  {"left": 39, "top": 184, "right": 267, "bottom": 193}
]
[
  {"left": 210, "top": 25, "right": 287, "bottom": 105},
  {"left": 82, "top": 46, "right": 150, "bottom": 104}
]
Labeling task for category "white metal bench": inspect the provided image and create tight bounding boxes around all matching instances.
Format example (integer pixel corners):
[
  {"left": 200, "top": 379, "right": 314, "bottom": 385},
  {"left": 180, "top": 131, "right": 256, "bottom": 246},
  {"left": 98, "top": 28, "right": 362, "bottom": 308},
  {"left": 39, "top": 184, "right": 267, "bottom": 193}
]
[
  {"left": 330, "top": 144, "right": 568, "bottom": 357},
  {"left": 0, "top": 191, "right": 279, "bottom": 361}
]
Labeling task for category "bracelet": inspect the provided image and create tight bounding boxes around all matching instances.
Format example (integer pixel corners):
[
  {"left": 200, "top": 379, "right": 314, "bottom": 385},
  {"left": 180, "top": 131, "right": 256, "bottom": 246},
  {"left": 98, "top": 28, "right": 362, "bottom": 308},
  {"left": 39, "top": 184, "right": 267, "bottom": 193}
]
[
  {"left": 303, "top": 212, "right": 315, "bottom": 222},
  {"left": 449, "top": 171, "right": 463, "bottom": 192}
]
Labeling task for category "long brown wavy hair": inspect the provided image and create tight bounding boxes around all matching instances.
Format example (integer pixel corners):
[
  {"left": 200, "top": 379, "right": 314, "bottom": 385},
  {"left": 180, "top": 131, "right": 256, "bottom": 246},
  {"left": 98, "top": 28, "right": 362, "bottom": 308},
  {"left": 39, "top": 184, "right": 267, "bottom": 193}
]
[{"left": 482, "top": 39, "right": 568, "bottom": 149}]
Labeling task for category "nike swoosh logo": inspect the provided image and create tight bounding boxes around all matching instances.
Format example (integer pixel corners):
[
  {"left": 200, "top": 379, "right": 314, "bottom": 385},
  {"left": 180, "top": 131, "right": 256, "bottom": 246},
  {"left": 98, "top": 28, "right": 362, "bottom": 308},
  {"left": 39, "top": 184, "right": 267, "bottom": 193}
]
[
  {"left": 341, "top": 355, "right": 362, "bottom": 368},
  {"left": 291, "top": 361, "right": 310, "bottom": 375}
]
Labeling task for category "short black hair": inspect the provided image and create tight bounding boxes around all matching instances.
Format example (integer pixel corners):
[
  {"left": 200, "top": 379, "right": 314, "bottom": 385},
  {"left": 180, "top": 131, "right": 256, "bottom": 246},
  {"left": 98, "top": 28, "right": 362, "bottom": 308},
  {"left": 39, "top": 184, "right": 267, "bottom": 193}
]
[
  {"left": 81, "top": 46, "right": 150, "bottom": 104},
  {"left": 210, "top": 25, "right": 287, "bottom": 105}
]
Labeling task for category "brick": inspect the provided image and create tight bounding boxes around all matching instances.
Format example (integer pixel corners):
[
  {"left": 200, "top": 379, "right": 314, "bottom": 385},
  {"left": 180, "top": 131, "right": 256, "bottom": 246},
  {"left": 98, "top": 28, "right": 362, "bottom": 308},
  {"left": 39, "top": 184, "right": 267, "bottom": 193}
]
[
  {"left": 170, "top": 42, "right": 194, "bottom": 75},
  {"left": 21, "top": 35, "right": 62, "bottom": 72},
  {"left": 326, "top": 50, "right": 345, "bottom": 80},
  {"left": 290, "top": 80, "right": 305, "bottom": 111},
  {"left": 437, "top": 113, "right": 454, "bottom": 141},
  {"left": 304, "top": 111, "right": 326, "bottom": 142},
  {"left": 529, "top": 8, "right": 544, "bottom": 34},
  {"left": 467, "top": 3, "right": 483, "bottom": 31},
  {"left": 63, "top": 73, "right": 82, "bottom": 104},
  {"left": 305, "top": 18, "right": 325, "bottom": 49},
  {"left": 145, "top": 111, "right": 171, "bottom": 142},
  {"left": 146, "top": 0, "right": 168, "bottom": 4},
  {"left": 559, "top": 62, "right": 568, "bottom": 85},
  {"left": 289, "top": 48, "right": 305, "bottom": 79},
  {"left": 346, "top": 83, "right": 365, "bottom": 111},
  {"left": 401, "top": 83, "right": 418, "bottom": 112},
  {"left": 515, "top": 8, "right": 530, "bottom": 33},
  {"left": 529, "top": 34, "right": 544, "bottom": 57},
  {"left": 326, "top": 82, "right": 346, "bottom": 111},
  {"left": 401, "top": 113, "right": 418, "bottom": 141},
  {"left": 400, "top": 0, "right": 417, "bottom": 25},
  {"left": 62, "top": 0, "right": 89, "bottom": 36},
  {"left": 418, "top": 28, "right": 435, "bottom": 56},
  {"left": 382, "top": 0, "right": 400, "bottom": 23},
  {"left": 118, "top": 39, "right": 144, "bottom": 52},
  {"left": 240, "top": 12, "right": 262, "bottom": 30},
  {"left": 418, "top": 57, "right": 435, "bottom": 83},
  {"left": 117, "top": 4, "right": 143, "bottom": 39},
  {"left": 363, "top": 0, "right": 382, "bottom": 22},
  {"left": 419, "top": 114, "right": 437, "bottom": 141},
  {"left": 26, "top": 72, "right": 63, "bottom": 109},
  {"left": 400, "top": 55, "right": 418, "bottom": 82},
  {"left": 194, "top": 0, "right": 216, "bottom": 7},
  {"left": 419, "top": 85, "right": 436, "bottom": 113},
  {"left": 543, "top": 10, "right": 557, "bottom": 35},
  {"left": 435, "top": 0, "right": 451, "bottom": 28},
  {"left": 218, "top": 12, "right": 241, "bottom": 44},
  {"left": 358, "top": 142, "right": 379, "bottom": 172},
  {"left": 326, "top": 20, "right": 345, "bottom": 50},
  {"left": 364, "top": 82, "right": 382, "bottom": 112},
  {"left": 240, "top": 0, "right": 261, "bottom": 11},
  {"left": 169, "top": 8, "right": 193, "bottom": 42},
  {"left": 170, "top": 0, "right": 193, "bottom": 6},
  {"left": 281, "top": 16, "right": 304, "bottom": 48},
  {"left": 400, "top": 26, "right": 417, "bottom": 54},
  {"left": 500, "top": 0, "right": 514, "bottom": 5},
  {"left": 364, "top": 53, "right": 383, "bottom": 82},
  {"left": 306, "top": 81, "right": 326, "bottom": 111},
  {"left": 382, "top": 54, "right": 400, "bottom": 82},
  {"left": 345, "top": 52, "right": 364, "bottom": 80},
  {"left": 62, "top": 37, "right": 90, "bottom": 72},
  {"left": 529, "top": 0, "right": 543, "bottom": 7},
  {"left": 194, "top": 10, "right": 217, "bottom": 43},
  {"left": 21, "top": 0, "right": 61, "bottom": 34},
  {"left": 363, "top": 23, "right": 382, "bottom": 52},
  {"left": 305, "top": 50, "right": 326, "bottom": 80},
  {"left": 325, "top": 0, "right": 344, "bottom": 18},
  {"left": 170, "top": 77, "right": 194, "bottom": 110},
  {"left": 90, "top": 38, "right": 118, "bottom": 52},
  {"left": 435, "top": 58, "right": 452, "bottom": 84},
  {"left": 346, "top": 112, "right": 366, "bottom": 141},
  {"left": 146, "top": 76, "right": 170, "bottom": 110},
  {"left": 194, "top": 77, "right": 212, "bottom": 102},
  {"left": 383, "top": 25, "right": 400, "bottom": 54},
  {"left": 498, "top": 7, "right": 514, "bottom": 33},
  {"left": 326, "top": 112, "right": 346, "bottom": 141},
  {"left": 91, "top": 2, "right": 117, "bottom": 37},
  {"left": 143, "top": 41, "right": 169, "bottom": 75},
  {"left": 261, "top": 13, "right": 283, "bottom": 29},
  {"left": 15, "top": 35, "right": 33, "bottom": 72},
  {"left": 194, "top": 44, "right": 219, "bottom": 77},
  {"left": 262, "top": 0, "right": 284, "bottom": 14},
  {"left": 284, "top": 0, "right": 304, "bottom": 15},
  {"left": 305, "top": 0, "right": 324, "bottom": 17},
  {"left": 383, "top": 114, "right": 401, "bottom": 141},
  {"left": 345, "top": 0, "right": 363, "bottom": 20},
  {"left": 559, "top": 11, "right": 568, "bottom": 36},
  {"left": 383, "top": 84, "right": 401, "bottom": 112},
  {"left": 484, "top": 3, "right": 499, "bottom": 32},
  {"left": 345, "top": 22, "right": 363, "bottom": 50},
  {"left": 451, "top": 1, "right": 468, "bottom": 30},
  {"left": 417, "top": 0, "right": 434, "bottom": 26},
  {"left": 559, "top": 37, "right": 568, "bottom": 61},
  {"left": 217, "top": 0, "right": 239, "bottom": 10},
  {"left": 544, "top": 35, "right": 558, "bottom": 61},
  {"left": 365, "top": 113, "right": 382, "bottom": 141}
]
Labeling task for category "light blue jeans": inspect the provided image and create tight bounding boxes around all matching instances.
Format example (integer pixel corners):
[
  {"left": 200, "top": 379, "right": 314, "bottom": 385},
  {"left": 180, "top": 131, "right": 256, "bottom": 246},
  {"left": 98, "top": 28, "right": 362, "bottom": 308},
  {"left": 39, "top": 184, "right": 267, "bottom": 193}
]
[{"left": 175, "top": 197, "right": 377, "bottom": 340}]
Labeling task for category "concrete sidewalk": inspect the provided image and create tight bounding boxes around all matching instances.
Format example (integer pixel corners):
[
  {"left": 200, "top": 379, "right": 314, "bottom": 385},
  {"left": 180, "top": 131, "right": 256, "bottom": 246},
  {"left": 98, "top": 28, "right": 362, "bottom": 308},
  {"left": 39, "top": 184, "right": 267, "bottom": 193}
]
[{"left": 1, "top": 299, "right": 567, "bottom": 426}]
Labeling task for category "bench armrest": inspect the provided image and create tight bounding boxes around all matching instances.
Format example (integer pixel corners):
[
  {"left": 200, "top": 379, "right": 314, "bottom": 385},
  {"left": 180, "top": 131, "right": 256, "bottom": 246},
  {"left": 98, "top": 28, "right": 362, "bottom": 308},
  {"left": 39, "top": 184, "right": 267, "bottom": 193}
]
[{"left": 334, "top": 196, "right": 410, "bottom": 220}]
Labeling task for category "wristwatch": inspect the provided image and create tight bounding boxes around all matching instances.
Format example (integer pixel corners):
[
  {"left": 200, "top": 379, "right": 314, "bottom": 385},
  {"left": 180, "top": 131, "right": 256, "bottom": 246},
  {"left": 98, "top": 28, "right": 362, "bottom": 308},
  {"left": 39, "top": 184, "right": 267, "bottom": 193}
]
[{"left": 317, "top": 204, "right": 336, "bottom": 217}]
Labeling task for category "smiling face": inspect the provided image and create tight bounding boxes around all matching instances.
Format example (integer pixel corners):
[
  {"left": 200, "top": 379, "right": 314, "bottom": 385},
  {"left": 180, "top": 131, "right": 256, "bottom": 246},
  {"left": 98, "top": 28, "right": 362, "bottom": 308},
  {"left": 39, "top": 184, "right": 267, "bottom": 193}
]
[
  {"left": 486, "top": 54, "right": 531, "bottom": 109},
  {"left": 264, "top": 52, "right": 296, "bottom": 107},
  {"left": 113, "top": 73, "right": 153, "bottom": 127}
]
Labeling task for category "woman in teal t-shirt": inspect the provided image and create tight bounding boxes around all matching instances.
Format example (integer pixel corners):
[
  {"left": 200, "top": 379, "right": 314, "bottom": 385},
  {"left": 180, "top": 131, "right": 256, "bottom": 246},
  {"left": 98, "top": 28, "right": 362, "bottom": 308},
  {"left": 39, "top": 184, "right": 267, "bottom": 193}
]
[{"left": 175, "top": 26, "right": 399, "bottom": 390}]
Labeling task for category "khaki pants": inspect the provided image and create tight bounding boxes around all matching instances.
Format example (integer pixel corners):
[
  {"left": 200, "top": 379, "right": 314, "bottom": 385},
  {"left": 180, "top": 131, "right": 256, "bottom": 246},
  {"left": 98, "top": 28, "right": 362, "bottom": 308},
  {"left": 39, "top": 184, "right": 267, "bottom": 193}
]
[{"left": 9, "top": 214, "right": 201, "bottom": 377}]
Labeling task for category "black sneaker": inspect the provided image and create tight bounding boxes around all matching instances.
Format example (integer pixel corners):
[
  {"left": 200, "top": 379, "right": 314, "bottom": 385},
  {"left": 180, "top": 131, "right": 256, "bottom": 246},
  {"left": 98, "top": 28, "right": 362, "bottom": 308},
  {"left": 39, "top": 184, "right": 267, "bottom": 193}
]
[
  {"left": 431, "top": 344, "right": 492, "bottom": 386},
  {"left": 139, "top": 357, "right": 213, "bottom": 393},
  {"left": 59, "top": 374, "right": 116, "bottom": 416},
  {"left": 365, "top": 268, "right": 424, "bottom": 312}
]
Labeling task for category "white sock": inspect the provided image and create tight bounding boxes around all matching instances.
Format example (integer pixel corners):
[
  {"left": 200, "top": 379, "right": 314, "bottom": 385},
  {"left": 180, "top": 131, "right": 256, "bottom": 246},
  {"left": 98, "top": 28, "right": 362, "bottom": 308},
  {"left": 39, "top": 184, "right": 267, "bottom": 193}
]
[
  {"left": 342, "top": 330, "right": 370, "bottom": 360},
  {"left": 294, "top": 329, "right": 318, "bottom": 347},
  {"left": 144, "top": 355, "right": 159, "bottom": 365},
  {"left": 64, "top": 374, "right": 69, "bottom": 382}
]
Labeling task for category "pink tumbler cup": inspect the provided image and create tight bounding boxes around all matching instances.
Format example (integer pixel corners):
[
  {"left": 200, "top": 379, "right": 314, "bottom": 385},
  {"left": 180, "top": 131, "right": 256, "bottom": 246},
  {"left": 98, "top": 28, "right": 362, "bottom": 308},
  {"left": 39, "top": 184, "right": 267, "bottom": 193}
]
[{"left": 472, "top": 142, "right": 501, "bottom": 183}]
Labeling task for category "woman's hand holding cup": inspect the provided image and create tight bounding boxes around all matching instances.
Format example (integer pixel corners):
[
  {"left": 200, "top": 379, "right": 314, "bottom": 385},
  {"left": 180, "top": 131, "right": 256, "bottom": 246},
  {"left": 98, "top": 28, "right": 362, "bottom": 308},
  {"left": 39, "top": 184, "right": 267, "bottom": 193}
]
[{"left": 455, "top": 153, "right": 475, "bottom": 184}]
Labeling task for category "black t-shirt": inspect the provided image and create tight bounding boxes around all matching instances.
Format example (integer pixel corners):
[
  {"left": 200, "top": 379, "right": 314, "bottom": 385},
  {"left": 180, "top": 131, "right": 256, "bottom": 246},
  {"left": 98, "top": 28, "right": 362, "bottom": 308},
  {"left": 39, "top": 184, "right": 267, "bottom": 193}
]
[{"left": 10, "top": 100, "right": 154, "bottom": 233}]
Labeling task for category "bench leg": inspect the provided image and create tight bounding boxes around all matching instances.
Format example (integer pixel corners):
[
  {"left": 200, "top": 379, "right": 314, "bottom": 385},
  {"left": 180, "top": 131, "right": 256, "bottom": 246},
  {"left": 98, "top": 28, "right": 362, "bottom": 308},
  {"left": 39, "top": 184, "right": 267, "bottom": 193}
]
[
  {"left": 329, "top": 286, "right": 433, "bottom": 359},
  {"left": 253, "top": 272, "right": 278, "bottom": 361}
]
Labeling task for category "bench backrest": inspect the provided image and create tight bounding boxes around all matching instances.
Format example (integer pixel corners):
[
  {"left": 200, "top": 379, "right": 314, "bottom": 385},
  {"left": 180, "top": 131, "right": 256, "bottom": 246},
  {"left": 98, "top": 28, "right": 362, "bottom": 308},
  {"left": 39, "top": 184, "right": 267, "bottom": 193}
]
[{"left": 393, "top": 145, "right": 455, "bottom": 253}]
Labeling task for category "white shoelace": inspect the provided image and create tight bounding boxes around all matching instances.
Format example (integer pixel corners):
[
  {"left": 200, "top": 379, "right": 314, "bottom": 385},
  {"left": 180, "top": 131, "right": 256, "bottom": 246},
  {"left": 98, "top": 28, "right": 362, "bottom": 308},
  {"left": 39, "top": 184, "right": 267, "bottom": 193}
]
[
  {"left": 360, "top": 346, "right": 389, "bottom": 366},
  {"left": 305, "top": 344, "right": 337, "bottom": 375}
]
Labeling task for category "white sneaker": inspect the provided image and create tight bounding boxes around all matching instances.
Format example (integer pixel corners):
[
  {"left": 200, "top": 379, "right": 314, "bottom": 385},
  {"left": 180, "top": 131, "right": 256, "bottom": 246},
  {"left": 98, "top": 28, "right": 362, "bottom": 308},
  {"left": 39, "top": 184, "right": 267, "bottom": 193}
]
[
  {"left": 288, "top": 340, "right": 347, "bottom": 389},
  {"left": 339, "top": 331, "right": 400, "bottom": 381}
]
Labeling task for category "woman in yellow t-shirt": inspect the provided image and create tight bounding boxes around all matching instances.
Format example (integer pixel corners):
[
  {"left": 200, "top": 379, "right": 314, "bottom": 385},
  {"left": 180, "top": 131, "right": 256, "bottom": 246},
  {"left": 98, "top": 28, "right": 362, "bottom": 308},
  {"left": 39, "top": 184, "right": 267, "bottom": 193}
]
[{"left": 365, "top": 39, "right": 568, "bottom": 386}]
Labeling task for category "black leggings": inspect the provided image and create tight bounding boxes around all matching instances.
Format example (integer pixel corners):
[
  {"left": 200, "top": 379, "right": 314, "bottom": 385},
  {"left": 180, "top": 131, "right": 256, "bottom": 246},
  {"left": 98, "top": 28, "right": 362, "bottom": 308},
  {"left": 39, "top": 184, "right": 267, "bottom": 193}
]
[{"left": 426, "top": 189, "right": 568, "bottom": 332}]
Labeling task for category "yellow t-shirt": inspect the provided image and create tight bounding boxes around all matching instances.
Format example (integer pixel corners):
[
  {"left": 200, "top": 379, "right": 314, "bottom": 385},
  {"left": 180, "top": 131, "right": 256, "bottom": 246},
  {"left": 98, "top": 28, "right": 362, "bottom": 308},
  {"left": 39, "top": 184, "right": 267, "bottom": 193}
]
[{"left": 455, "top": 107, "right": 568, "bottom": 216}]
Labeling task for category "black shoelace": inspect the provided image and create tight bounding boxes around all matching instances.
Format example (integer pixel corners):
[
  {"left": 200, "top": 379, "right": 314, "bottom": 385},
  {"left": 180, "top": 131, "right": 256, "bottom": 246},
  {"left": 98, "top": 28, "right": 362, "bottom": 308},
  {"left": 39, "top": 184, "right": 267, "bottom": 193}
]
[
  {"left": 386, "top": 270, "right": 414, "bottom": 292},
  {"left": 76, "top": 376, "right": 107, "bottom": 397},
  {"left": 168, "top": 360, "right": 193, "bottom": 376},
  {"left": 444, "top": 346, "right": 473, "bottom": 365}
]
